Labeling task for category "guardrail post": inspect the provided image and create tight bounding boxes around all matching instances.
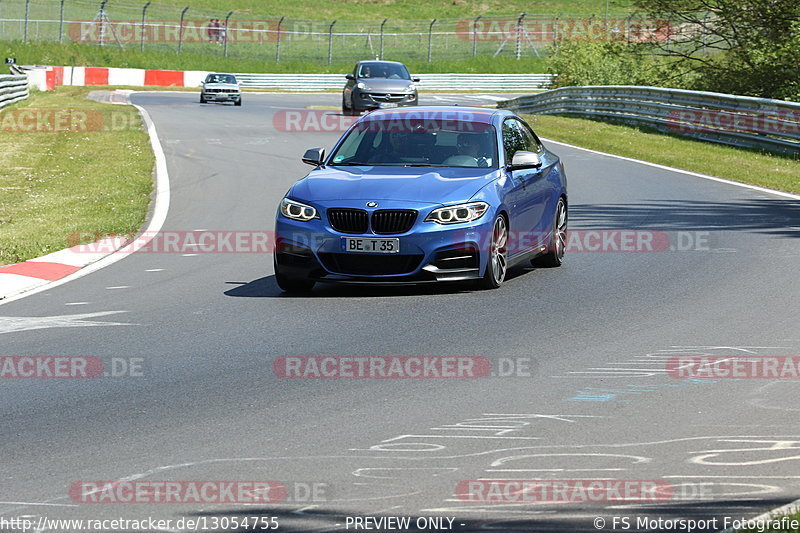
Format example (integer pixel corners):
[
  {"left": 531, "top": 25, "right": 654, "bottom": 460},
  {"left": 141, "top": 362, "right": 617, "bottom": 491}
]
[
  {"left": 140, "top": 1, "right": 151, "bottom": 52},
  {"left": 328, "top": 20, "right": 336, "bottom": 65},
  {"left": 223, "top": 11, "right": 232, "bottom": 57},
  {"left": 178, "top": 6, "right": 189, "bottom": 53},
  {"left": 58, "top": 0, "right": 66, "bottom": 42},
  {"left": 625, "top": 14, "right": 632, "bottom": 43},
  {"left": 427, "top": 18, "right": 436, "bottom": 62},
  {"left": 472, "top": 15, "right": 481, "bottom": 57},
  {"left": 23, "top": 0, "right": 29, "bottom": 41},
  {"left": 275, "top": 16, "right": 285, "bottom": 62},
  {"left": 553, "top": 15, "right": 560, "bottom": 46},
  {"left": 379, "top": 18, "right": 387, "bottom": 59},
  {"left": 98, "top": 0, "right": 108, "bottom": 46},
  {"left": 515, "top": 12, "right": 525, "bottom": 59}
]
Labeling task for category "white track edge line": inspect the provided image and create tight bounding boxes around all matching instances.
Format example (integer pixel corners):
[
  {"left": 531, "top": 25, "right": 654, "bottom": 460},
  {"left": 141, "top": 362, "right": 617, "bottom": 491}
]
[
  {"left": 717, "top": 497, "right": 800, "bottom": 533},
  {"left": 0, "top": 102, "right": 171, "bottom": 306},
  {"left": 541, "top": 137, "right": 800, "bottom": 201}
]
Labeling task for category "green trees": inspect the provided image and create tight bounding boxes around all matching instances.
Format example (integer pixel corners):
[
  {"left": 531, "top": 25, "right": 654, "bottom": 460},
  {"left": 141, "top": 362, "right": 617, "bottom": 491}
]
[
  {"left": 635, "top": 0, "right": 800, "bottom": 100},
  {"left": 548, "top": 0, "right": 800, "bottom": 101},
  {"left": 547, "top": 40, "right": 680, "bottom": 88}
]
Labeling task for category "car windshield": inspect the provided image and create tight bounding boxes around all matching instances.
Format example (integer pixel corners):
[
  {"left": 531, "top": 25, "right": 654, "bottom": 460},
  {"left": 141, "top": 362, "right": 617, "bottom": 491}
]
[
  {"left": 357, "top": 62, "right": 411, "bottom": 80},
  {"left": 206, "top": 74, "right": 236, "bottom": 84},
  {"left": 329, "top": 116, "right": 498, "bottom": 168}
]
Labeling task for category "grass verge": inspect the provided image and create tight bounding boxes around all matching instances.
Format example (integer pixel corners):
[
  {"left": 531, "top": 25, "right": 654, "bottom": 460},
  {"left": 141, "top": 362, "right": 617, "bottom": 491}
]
[
  {"left": 525, "top": 114, "right": 800, "bottom": 194},
  {"left": 151, "top": 0, "right": 634, "bottom": 19},
  {"left": 0, "top": 86, "right": 154, "bottom": 265}
]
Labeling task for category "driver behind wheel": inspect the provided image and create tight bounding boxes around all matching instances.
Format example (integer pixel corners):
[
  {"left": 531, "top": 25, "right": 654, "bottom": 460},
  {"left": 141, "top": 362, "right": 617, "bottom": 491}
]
[{"left": 457, "top": 133, "right": 492, "bottom": 167}]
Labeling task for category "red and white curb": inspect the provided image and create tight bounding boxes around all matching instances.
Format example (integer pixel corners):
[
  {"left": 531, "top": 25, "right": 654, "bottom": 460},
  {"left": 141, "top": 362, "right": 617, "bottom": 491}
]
[
  {"left": 24, "top": 65, "right": 208, "bottom": 91},
  {"left": 0, "top": 91, "right": 171, "bottom": 305},
  {"left": 0, "top": 238, "right": 125, "bottom": 298}
]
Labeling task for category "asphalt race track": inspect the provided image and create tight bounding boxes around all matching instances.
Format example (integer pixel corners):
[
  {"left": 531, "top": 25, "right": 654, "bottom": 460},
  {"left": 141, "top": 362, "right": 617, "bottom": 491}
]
[{"left": 1, "top": 91, "right": 799, "bottom": 533}]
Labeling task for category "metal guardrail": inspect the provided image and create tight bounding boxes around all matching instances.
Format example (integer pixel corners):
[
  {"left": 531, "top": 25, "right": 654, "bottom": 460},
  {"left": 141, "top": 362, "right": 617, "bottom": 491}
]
[
  {"left": 0, "top": 74, "right": 30, "bottom": 110},
  {"left": 234, "top": 73, "right": 555, "bottom": 91},
  {"left": 499, "top": 86, "right": 800, "bottom": 154}
]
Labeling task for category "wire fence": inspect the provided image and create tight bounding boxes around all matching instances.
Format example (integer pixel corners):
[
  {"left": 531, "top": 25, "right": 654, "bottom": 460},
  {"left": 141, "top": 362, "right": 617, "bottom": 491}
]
[{"left": 0, "top": 0, "right": 684, "bottom": 64}]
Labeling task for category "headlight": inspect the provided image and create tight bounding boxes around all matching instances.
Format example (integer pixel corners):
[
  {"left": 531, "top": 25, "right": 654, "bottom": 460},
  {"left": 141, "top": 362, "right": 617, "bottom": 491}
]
[
  {"left": 425, "top": 202, "right": 489, "bottom": 224},
  {"left": 356, "top": 82, "right": 367, "bottom": 90},
  {"left": 407, "top": 84, "right": 416, "bottom": 92},
  {"left": 280, "top": 198, "right": 319, "bottom": 222}
]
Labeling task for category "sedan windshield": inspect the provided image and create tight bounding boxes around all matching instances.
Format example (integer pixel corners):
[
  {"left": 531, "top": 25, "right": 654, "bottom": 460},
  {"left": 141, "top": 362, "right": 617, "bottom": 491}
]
[
  {"left": 357, "top": 62, "right": 411, "bottom": 80},
  {"left": 330, "top": 117, "right": 498, "bottom": 168},
  {"left": 206, "top": 74, "right": 237, "bottom": 84}
]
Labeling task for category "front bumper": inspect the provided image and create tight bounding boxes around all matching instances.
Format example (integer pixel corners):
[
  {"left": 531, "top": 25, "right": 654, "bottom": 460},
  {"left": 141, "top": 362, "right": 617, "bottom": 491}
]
[
  {"left": 202, "top": 91, "right": 240, "bottom": 101},
  {"left": 274, "top": 205, "right": 494, "bottom": 284},
  {"left": 352, "top": 89, "right": 418, "bottom": 111}
]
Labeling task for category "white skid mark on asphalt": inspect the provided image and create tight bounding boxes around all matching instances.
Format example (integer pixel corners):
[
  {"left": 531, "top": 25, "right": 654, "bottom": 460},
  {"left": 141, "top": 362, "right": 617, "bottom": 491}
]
[
  {"left": 145, "top": 269, "right": 165, "bottom": 272},
  {"left": 64, "top": 302, "right": 89, "bottom": 306},
  {"left": 0, "top": 502, "right": 78, "bottom": 507},
  {"left": 105, "top": 286, "right": 130, "bottom": 289},
  {"left": 0, "top": 311, "right": 134, "bottom": 335},
  {"left": 182, "top": 253, "right": 198, "bottom": 257}
]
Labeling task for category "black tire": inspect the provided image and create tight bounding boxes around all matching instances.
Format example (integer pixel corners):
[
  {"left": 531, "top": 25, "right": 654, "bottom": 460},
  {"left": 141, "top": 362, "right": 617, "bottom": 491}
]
[
  {"left": 200, "top": 95, "right": 207, "bottom": 104},
  {"left": 274, "top": 256, "right": 315, "bottom": 293},
  {"left": 234, "top": 97, "right": 242, "bottom": 106},
  {"left": 342, "top": 93, "right": 356, "bottom": 115},
  {"left": 477, "top": 215, "right": 508, "bottom": 290},
  {"left": 531, "top": 197, "right": 567, "bottom": 268}
]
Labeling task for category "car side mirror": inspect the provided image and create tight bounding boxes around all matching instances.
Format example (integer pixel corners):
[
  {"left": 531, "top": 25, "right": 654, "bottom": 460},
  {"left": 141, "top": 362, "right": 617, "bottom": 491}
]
[
  {"left": 507, "top": 151, "right": 542, "bottom": 171},
  {"left": 345, "top": 74, "right": 355, "bottom": 80},
  {"left": 412, "top": 77, "right": 420, "bottom": 82},
  {"left": 302, "top": 147, "right": 325, "bottom": 166}
]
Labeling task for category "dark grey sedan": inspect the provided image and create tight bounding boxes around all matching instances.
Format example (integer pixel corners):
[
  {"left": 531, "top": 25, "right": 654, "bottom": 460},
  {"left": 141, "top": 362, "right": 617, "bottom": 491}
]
[{"left": 342, "top": 60, "right": 419, "bottom": 114}]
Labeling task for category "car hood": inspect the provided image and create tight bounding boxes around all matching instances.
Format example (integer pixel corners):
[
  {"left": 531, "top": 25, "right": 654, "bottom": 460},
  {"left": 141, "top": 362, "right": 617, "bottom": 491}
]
[
  {"left": 357, "top": 78, "right": 414, "bottom": 92},
  {"left": 203, "top": 83, "right": 239, "bottom": 90},
  {"left": 290, "top": 166, "right": 498, "bottom": 205}
]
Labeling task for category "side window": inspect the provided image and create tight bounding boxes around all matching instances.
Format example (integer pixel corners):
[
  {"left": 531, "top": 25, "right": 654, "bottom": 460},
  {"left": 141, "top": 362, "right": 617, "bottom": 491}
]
[
  {"left": 502, "top": 119, "right": 526, "bottom": 163},
  {"left": 519, "top": 121, "right": 543, "bottom": 153}
]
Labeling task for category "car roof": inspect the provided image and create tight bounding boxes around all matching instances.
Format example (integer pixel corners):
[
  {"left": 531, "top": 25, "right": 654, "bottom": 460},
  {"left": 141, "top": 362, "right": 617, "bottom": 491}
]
[
  {"left": 359, "top": 106, "right": 506, "bottom": 124},
  {"left": 355, "top": 60, "right": 407, "bottom": 66}
]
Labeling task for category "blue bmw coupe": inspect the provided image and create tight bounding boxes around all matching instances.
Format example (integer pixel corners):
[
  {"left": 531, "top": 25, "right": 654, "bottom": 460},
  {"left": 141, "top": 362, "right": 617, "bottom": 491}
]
[{"left": 274, "top": 107, "right": 567, "bottom": 292}]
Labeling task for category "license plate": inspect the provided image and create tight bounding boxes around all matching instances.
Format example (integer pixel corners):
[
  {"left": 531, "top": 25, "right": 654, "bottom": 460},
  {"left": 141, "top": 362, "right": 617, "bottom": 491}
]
[
  {"left": 342, "top": 237, "right": 399, "bottom": 253},
  {"left": 380, "top": 103, "right": 398, "bottom": 108}
]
